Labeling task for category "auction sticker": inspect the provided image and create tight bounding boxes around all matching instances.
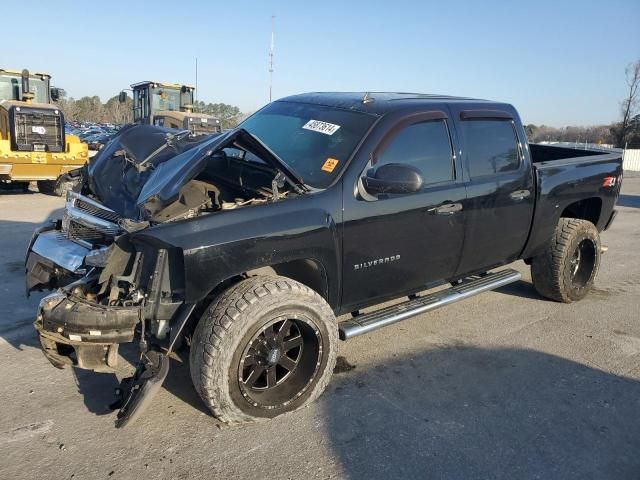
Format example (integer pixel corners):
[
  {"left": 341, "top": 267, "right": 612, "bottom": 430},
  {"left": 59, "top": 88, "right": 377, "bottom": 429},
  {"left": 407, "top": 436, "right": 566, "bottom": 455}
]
[
  {"left": 303, "top": 119, "right": 340, "bottom": 135},
  {"left": 321, "top": 158, "right": 339, "bottom": 173}
]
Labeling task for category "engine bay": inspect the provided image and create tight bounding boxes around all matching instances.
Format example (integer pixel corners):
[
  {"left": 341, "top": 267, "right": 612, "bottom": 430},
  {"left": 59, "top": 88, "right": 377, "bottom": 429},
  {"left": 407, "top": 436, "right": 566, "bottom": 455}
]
[{"left": 147, "top": 148, "right": 293, "bottom": 223}]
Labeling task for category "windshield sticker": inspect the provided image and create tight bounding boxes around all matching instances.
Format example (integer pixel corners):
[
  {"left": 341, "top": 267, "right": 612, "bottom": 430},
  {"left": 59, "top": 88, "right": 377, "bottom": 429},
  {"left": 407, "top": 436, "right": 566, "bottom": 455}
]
[
  {"left": 321, "top": 158, "right": 339, "bottom": 173},
  {"left": 303, "top": 119, "right": 341, "bottom": 136}
]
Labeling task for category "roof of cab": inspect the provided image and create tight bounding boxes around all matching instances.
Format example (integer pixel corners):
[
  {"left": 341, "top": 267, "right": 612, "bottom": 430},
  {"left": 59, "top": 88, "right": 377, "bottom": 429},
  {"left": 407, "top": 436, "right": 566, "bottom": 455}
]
[
  {"left": 0, "top": 68, "right": 51, "bottom": 78},
  {"left": 277, "top": 92, "right": 496, "bottom": 116},
  {"left": 131, "top": 81, "right": 195, "bottom": 90}
]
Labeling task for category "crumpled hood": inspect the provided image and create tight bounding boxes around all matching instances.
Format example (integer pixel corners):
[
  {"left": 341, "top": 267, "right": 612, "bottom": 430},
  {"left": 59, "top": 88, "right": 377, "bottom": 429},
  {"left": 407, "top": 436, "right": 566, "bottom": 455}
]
[{"left": 87, "top": 124, "right": 304, "bottom": 220}]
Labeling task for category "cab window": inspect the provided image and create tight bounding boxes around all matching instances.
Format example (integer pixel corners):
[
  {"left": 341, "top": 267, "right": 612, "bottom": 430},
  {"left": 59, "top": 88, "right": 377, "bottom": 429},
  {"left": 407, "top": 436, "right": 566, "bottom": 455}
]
[
  {"left": 375, "top": 119, "right": 454, "bottom": 185},
  {"left": 461, "top": 120, "right": 520, "bottom": 178}
]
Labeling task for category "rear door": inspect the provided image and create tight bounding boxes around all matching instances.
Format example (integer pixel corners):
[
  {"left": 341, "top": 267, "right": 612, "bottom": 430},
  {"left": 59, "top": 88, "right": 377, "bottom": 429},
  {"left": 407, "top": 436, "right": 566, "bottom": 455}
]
[
  {"left": 449, "top": 107, "right": 534, "bottom": 276},
  {"left": 341, "top": 111, "right": 467, "bottom": 312}
]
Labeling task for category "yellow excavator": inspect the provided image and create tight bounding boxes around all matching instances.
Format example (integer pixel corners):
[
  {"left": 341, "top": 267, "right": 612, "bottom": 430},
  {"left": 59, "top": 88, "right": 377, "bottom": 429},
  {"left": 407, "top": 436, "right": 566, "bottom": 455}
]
[
  {"left": 120, "top": 81, "right": 221, "bottom": 135},
  {"left": 0, "top": 68, "right": 88, "bottom": 194}
]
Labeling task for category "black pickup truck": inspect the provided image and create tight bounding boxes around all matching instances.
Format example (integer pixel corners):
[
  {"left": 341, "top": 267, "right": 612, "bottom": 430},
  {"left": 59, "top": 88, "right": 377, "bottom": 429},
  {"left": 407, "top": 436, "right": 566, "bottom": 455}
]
[{"left": 25, "top": 92, "right": 623, "bottom": 427}]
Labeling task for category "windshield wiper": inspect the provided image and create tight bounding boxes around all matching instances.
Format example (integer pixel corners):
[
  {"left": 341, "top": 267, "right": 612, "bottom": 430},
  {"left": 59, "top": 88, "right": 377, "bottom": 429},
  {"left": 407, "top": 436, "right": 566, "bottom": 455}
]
[{"left": 137, "top": 130, "right": 191, "bottom": 171}]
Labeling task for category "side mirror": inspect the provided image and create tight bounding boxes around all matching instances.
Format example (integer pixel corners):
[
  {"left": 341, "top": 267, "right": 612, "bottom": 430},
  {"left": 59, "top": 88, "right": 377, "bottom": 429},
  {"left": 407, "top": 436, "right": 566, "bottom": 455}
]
[
  {"left": 50, "top": 87, "right": 64, "bottom": 102},
  {"left": 118, "top": 91, "right": 127, "bottom": 103},
  {"left": 362, "top": 163, "right": 423, "bottom": 196}
]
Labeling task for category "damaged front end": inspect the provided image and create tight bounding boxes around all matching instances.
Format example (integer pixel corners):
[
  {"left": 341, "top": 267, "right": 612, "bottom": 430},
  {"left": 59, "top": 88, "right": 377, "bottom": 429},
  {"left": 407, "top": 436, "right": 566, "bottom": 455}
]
[
  {"left": 26, "top": 193, "right": 188, "bottom": 425},
  {"left": 25, "top": 123, "right": 305, "bottom": 426}
]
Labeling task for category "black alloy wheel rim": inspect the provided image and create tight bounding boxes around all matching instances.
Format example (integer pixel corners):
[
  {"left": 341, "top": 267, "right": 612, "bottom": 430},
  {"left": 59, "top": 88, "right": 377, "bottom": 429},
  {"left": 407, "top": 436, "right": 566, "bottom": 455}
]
[
  {"left": 569, "top": 239, "right": 596, "bottom": 288},
  {"left": 238, "top": 316, "right": 322, "bottom": 410}
]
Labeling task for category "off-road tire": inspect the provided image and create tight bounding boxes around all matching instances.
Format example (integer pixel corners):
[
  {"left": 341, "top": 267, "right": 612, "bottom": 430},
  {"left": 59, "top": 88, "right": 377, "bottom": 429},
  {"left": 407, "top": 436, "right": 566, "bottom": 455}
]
[
  {"left": 54, "top": 179, "right": 74, "bottom": 197},
  {"left": 189, "top": 275, "right": 338, "bottom": 425},
  {"left": 531, "top": 218, "right": 601, "bottom": 303},
  {"left": 37, "top": 178, "right": 71, "bottom": 197},
  {"left": 37, "top": 180, "right": 56, "bottom": 195}
]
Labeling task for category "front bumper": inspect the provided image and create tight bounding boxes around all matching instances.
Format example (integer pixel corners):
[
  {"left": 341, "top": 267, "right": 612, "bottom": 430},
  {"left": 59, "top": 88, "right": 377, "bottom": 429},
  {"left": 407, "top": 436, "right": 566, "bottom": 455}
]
[
  {"left": 25, "top": 218, "right": 88, "bottom": 292},
  {"left": 26, "top": 229, "right": 90, "bottom": 292},
  {"left": 26, "top": 217, "right": 140, "bottom": 372},
  {"left": 0, "top": 136, "right": 87, "bottom": 181},
  {"left": 0, "top": 162, "right": 83, "bottom": 181},
  {"left": 35, "top": 292, "right": 140, "bottom": 372}
]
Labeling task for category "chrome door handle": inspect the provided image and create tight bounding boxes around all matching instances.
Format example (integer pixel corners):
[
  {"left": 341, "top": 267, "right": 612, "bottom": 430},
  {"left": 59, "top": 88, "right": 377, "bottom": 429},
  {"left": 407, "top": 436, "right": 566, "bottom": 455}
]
[
  {"left": 510, "top": 189, "right": 531, "bottom": 201},
  {"left": 430, "top": 203, "right": 463, "bottom": 215}
]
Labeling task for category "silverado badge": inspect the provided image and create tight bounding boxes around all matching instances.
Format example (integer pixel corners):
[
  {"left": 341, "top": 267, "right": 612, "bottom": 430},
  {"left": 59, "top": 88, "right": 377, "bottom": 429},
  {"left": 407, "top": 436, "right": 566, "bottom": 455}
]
[{"left": 354, "top": 255, "right": 401, "bottom": 270}]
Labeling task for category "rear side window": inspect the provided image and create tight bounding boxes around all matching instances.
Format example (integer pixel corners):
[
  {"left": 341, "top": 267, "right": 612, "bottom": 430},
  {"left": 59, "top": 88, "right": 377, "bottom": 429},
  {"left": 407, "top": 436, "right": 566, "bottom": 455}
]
[
  {"left": 461, "top": 120, "right": 520, "bottom": 178},
  {"left": 376, "top": 120, "right": 454, "bottom": 185}
]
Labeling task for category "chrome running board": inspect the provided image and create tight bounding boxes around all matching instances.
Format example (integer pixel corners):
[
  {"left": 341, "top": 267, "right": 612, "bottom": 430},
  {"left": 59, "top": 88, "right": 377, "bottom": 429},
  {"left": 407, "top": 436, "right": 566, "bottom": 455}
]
[{"left": 339, "top": 269, "right": 521, "bottom": 340}]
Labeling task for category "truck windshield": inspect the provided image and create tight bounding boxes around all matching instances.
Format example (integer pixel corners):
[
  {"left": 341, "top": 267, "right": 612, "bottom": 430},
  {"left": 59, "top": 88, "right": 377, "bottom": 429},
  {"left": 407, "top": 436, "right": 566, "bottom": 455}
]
[
  {"left": 240, "top": 101, "right": 377, "bottom": 189},
  {"left": 0, "top": 74, "right": 48, "bottom": 103},
  {"left": 151, "top": 88, "right": 181, "bottom": 112}
]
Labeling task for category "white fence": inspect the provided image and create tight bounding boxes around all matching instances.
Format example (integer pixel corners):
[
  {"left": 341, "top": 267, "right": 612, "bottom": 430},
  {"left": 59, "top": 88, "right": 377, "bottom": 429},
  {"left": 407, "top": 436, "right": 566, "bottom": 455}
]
[{"left": 624, "top": 149, "right": 640, "bottom": 172}]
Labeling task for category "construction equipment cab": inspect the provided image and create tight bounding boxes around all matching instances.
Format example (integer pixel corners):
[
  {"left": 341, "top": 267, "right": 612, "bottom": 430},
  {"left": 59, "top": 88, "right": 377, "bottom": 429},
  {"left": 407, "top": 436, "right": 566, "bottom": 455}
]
[
  {"left": 122, "top": 81, "right": 221, "bottom": 135},
  {"left": 0, "top": 68, "right": 88, "bottom": 194}
]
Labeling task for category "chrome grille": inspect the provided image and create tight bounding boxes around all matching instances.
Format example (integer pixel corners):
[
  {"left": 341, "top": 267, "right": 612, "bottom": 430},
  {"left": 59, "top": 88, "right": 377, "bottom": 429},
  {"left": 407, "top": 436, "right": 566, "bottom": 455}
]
[
  {"left": 61, "top": 192, "right": 122, "bottom": 246},
  {"left": 75, "top": 198, "right": 122, "bottom": 223},
  {"left": 14, "top": 110, "right": 64, "bottom": 152},
  {"left": 65, "top": 218, "right": 112, "bottom": 244}
]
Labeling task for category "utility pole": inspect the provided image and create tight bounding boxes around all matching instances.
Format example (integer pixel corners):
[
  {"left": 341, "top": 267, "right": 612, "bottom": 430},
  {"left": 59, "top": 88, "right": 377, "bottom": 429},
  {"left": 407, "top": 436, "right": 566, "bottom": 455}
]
[
  {"left": 269, "top": 16, "right": 275, "bottom": 102},
  {"left": 195, "top": 57, "right": 198, "bottom": 109}
]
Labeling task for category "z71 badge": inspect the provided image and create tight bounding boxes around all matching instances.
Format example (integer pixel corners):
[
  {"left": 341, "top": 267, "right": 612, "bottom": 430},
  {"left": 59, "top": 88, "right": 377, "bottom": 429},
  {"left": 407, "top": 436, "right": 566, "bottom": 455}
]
[{"left": 354, "top": 255, "right": 401, "bottom": 270}]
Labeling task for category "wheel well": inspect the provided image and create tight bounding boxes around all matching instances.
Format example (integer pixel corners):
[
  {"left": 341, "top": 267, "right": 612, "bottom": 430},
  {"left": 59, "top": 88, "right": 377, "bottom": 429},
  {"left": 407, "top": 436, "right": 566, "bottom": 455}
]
[
  {"left": 245, "top": 259, "right": 329, "bottom": 300},
  {"left": 181, "top": 259, "right": 329, "bottom": 346},
  {"left": 560, "top": 197, "right": 602, "bottom": 226}
]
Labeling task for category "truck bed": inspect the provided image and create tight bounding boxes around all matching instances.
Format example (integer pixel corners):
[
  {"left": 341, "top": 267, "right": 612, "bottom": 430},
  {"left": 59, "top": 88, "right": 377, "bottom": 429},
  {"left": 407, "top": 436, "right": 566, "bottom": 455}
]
[
  {"left": 530, "top": 143, "right": 608, "bottom": 164},
  {"left": 522, "top": 144, "right": 623, "bottom": 260}
]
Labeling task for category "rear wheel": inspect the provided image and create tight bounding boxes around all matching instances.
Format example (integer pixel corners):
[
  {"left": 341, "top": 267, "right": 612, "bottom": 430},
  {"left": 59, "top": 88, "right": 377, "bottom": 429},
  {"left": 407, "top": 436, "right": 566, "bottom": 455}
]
[
  {"left": 190, "top": 275, "right": 337, "bottom": 424},
  {"left": 531, "top": 218, "right": 601, "bottom": 303}
]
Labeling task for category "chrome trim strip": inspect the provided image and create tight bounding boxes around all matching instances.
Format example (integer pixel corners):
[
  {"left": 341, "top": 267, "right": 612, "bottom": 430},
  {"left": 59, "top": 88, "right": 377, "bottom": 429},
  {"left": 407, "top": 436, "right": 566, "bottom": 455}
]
[{"left": 67, "top": 190, "right": 118, "bottom": 214}]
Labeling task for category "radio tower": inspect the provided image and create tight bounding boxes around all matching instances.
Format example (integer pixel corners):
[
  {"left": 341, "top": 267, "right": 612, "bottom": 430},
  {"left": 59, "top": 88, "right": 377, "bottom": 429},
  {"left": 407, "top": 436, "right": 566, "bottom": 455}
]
[{"left": 269, "top": 16, "right": 275, "bottom": 102}]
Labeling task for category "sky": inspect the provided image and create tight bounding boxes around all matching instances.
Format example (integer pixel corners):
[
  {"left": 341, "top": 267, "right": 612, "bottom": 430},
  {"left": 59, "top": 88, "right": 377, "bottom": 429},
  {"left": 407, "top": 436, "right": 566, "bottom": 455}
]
[{"left": 4, "top": 0, "right": 639, "bottom": 126}]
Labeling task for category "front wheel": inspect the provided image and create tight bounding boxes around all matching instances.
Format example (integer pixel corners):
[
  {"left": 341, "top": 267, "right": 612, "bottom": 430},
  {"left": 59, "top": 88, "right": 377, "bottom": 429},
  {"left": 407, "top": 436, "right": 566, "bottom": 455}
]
[
  {"left": 189, "top": 276, "right": 338, "bottom": 424},
  {"left": 37, "top": 180, "right": 56, "bottom": 195},
  {"left": 531, "top": 218, "right": 601, "bottom": 303},
  {"left": 37, "top": 178, "right": 72, "bottom": 197}
]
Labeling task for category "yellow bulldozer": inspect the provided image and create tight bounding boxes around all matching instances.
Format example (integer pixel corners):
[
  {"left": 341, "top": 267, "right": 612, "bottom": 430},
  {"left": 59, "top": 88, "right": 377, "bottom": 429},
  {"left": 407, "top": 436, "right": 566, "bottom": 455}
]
[
  {"left": 0, "top": 68, "right": 88, "bottom": 194},
  {"left": 120, "top": 81, "right": 222, "bottom": 135}
]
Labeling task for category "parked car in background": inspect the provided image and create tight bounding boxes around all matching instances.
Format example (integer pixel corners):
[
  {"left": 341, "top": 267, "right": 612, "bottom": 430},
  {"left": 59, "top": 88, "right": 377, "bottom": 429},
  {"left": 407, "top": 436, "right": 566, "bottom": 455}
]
[
  {"left": 86, "top": 133, "right": 114, "bottom": 150},
  {"left": 65, "top": 123, "right": 120, "bottom": 150}
]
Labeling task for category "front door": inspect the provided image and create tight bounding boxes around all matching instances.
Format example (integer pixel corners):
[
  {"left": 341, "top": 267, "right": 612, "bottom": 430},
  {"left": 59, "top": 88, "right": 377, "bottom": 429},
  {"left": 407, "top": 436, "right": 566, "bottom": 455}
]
[{"left": 341, "top": 112, "right": 467, "bottom": 312}]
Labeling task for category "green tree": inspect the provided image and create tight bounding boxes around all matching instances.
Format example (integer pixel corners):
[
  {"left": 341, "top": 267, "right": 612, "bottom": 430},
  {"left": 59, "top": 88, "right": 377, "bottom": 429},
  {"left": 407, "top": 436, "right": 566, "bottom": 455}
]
[
  {"left": 74, "top": 96, "right": 104, "bottom": 123},
  {"left": 104, "top": 95, "right": 132, "bottom": 124},
  {"left": 56, "top": 90, "right": 244, "bottom": 126},
  {"left": 194, "top": 101, "right": 242, "bottom": 129}
]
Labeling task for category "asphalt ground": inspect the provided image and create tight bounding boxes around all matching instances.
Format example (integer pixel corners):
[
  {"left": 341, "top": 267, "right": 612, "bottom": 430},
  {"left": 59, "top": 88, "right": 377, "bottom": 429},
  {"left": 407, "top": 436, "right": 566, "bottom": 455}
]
[{"left": 1, "top": 175, "right": 639, "bottom": 480}]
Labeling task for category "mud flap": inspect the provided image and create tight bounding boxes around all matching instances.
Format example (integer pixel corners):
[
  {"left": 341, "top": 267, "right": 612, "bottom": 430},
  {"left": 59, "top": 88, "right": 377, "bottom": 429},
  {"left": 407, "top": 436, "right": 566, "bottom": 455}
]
[{"left": 113, "top": 350, "right": 169, "bottom": 428}]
